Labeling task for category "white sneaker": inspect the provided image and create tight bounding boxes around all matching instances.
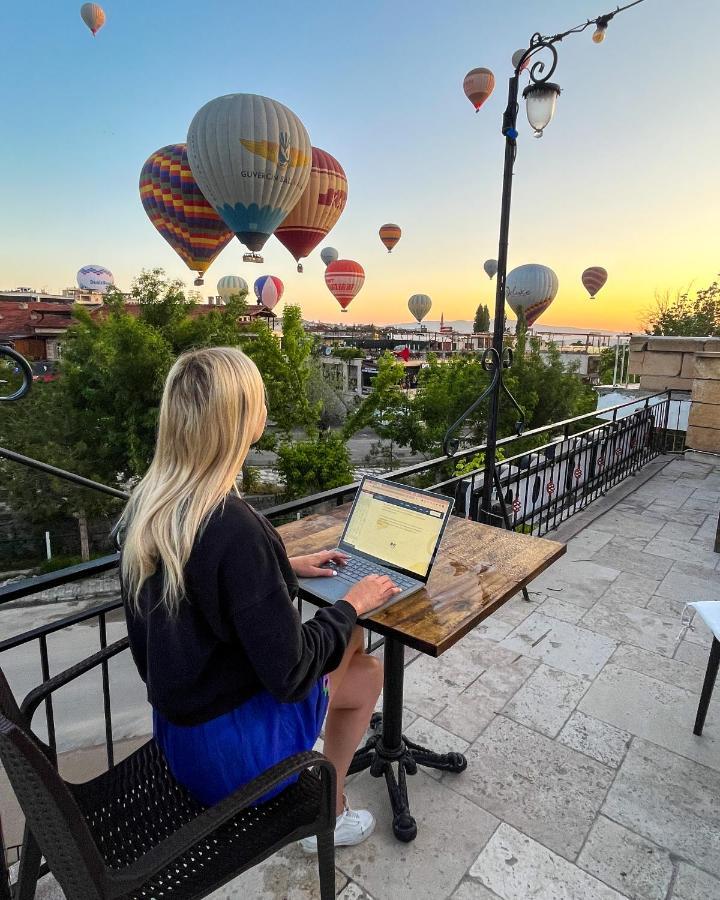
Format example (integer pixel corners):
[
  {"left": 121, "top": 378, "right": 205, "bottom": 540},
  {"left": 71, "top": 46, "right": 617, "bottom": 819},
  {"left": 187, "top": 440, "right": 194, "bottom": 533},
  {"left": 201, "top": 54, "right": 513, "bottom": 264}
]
[{"left": 300, "top": 799, "right": 375, "bottom": 853}]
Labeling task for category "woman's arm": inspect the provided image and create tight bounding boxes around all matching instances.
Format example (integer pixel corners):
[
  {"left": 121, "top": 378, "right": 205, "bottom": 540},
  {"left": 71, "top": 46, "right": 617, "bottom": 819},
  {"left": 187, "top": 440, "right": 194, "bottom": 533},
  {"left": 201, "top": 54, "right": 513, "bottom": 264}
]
[{"left": 289, "top": 549, "right": 349, "bottom": 578}]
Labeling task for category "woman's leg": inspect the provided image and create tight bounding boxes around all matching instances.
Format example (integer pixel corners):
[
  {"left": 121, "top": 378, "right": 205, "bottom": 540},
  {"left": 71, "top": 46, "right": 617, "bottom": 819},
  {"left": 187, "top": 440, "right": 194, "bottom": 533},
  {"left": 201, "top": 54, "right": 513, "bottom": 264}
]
[{"left": 325, "top": 626, "right": 383, "bottom": 814}]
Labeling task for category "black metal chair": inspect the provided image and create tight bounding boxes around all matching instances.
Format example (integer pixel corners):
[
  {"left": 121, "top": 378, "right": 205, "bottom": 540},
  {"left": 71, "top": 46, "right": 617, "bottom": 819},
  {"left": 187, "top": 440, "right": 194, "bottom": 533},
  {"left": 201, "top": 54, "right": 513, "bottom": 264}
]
[{"left": 0, "top": 642, "right": 336, "bottom": 899}]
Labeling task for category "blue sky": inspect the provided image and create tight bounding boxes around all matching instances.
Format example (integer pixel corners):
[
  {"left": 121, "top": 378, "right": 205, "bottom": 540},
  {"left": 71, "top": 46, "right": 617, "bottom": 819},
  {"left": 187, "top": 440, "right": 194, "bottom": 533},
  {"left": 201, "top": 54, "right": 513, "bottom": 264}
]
[{"left": 1, "top": 0, "right": 718, "bottom": 329}]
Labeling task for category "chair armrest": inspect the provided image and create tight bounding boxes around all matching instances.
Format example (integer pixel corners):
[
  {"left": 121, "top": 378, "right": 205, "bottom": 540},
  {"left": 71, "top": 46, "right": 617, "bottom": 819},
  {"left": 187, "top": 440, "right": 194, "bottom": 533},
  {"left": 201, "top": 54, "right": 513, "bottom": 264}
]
[
  {"left": 20, "top": 638, "right": 130, "bottom": 724},
  {"left": 110, "top": 750, "right": 336, "bottom": 890}
]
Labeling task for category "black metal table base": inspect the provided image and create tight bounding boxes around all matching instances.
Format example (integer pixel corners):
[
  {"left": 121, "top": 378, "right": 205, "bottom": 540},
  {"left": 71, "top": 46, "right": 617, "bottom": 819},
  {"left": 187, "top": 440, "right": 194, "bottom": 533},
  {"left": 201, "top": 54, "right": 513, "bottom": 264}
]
[{"left": 348, "top": 637, "right": 468, "bottom": 842}]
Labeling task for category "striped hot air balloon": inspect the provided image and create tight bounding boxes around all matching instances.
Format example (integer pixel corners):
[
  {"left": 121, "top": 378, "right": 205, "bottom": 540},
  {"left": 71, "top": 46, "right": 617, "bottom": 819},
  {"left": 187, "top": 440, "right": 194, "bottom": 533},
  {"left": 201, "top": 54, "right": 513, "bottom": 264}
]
[
  {"left": 379, "top": 224, "right": 401, "bottom": 253},
  {"left": 254, "top": 275, "right": 284, "bottom": 310},
  {"left": 505, "top": 264, "right": 559, "bottom": 328},
  {"left": 408, "top": 294, "right": 432, "bottom": 324},
  {"left": 463, "top": 68, "right": 495, "bottom": 111},
  {"left": 139, "top": 144, "right": 234, "bottom": 286},
  {"left": 217, "top": 275, "right": 248, "bottom": 302},
  {"left": 581, "top": 266, "right": 608, "bottom": 299},
  {"left": 325, "top": 260, "right": 365, "bottom": 312},
  {"left": 275, "top": 147, "right": 348, "bottom": 272},
  {"left": 187, "top": 94, "right": 312, "bottom": 253},
  {"left": 80, "top": 3, "right": 105, "bottom": 35}
]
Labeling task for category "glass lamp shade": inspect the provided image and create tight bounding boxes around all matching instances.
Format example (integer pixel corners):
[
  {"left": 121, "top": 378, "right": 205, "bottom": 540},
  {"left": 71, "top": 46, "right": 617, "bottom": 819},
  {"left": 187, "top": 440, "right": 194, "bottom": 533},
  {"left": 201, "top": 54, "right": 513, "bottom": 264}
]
[{"left": 522, "top": 82, "right": 561, "bottom": 137}]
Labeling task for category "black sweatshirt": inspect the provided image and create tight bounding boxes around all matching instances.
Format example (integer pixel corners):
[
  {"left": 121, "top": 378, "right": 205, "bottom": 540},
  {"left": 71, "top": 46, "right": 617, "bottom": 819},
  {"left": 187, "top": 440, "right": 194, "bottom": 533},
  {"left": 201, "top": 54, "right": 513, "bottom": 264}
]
[{"left": 122, "top": 494, "right": 357, "bottom": 725}]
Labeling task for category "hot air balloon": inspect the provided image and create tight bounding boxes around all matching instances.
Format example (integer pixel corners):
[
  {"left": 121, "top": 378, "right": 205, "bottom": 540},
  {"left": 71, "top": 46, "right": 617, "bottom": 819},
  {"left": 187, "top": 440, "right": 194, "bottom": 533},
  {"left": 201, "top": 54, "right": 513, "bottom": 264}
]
[
  {"left": 325, "top": 260, "right": 365, "bottom": 312},
  {"left": 139, "top": 144, "right": 234, "bottom": 286},
  {"left": 505, "top": 264, "right": 559, "bottom": 328},
  {"left": 484, "top": 259, "right": 498, "bottom": 279},
  {"left": 217, "top": 275, "right": 249, "bottom": 303},
  {"left": 379, "top": 224, "right": 401, "bottom": 253},
  {"left": 512, "top": 49, "right": 530, "bottom": 73},
  {"left": 254, "top": 275, "right": 284, "bottom": 310},
  {"left": 321, "top": 247, "right": 338, "bottom": 267},
  {"left": 77, "top": 265, "right": 113, "bottom": 293},
  {"left": 408, "top": 294, "right": 432, "bottom": 324},
  {"left": 80, "top": 3, "right": 105, "bottom": 35},
  {"left": 275, "top": 148, "right": 348, "bottom": 273},
  {"left": 581, "top": 266, "right": 608, "bottom": 300},
  {"left": 187, "top": 94, "right": 312, "bottom": 254},
  {"left": 463, "top": 68, "right": 495, "bottom": 111}
]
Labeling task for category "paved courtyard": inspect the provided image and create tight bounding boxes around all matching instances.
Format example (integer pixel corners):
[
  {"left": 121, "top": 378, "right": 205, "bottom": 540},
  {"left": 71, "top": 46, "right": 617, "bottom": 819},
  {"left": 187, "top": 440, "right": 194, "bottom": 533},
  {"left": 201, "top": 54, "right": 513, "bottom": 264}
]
[{"left": 17, "top": 452, "right": 720, "bottom": 899}]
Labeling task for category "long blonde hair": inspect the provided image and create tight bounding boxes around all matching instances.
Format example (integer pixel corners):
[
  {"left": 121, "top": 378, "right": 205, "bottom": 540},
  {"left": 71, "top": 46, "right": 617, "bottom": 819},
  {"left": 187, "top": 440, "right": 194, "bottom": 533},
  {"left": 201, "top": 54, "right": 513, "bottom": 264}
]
[{"left": 119, "top": 346, "right": 266, "bottom": 614}]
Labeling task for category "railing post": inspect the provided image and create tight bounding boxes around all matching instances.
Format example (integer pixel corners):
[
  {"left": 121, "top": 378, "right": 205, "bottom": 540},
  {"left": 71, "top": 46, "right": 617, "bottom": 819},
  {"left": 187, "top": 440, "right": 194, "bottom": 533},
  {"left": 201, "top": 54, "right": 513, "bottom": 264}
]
[{"left": 0, "top": 816, "right": 11, "bottom": 900}]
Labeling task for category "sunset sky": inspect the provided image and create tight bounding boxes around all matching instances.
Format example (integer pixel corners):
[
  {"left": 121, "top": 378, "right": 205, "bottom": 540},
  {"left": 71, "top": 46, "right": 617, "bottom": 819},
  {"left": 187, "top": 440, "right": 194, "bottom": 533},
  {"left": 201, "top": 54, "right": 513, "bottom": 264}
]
[{"left": 1, "top": 0, "right": 717, "bottom": 332}]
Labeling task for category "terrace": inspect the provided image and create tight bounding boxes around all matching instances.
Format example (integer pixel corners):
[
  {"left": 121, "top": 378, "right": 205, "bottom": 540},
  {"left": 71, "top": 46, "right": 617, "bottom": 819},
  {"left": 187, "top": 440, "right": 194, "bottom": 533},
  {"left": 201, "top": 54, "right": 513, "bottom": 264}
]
[{"left": 2, "top": 384, "right": 719, "bottom": 898}]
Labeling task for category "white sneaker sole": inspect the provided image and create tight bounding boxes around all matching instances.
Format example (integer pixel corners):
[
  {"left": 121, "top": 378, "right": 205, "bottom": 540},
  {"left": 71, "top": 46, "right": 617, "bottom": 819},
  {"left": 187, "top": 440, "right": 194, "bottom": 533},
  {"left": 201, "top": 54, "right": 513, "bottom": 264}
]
[{"left": 300, "top": 817, "right": 376, "bottom": 854}]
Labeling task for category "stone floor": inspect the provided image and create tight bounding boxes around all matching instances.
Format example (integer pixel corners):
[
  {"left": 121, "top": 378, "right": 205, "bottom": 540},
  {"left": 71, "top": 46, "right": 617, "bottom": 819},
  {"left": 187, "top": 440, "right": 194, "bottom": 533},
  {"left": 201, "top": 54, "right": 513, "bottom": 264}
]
[{"left": 23, "top": 453, "right": 720, "bottom": 899}]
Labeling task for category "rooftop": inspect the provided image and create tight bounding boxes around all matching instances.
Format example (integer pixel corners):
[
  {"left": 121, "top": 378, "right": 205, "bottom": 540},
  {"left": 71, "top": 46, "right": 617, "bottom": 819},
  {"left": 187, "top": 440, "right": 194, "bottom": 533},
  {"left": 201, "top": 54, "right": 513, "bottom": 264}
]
[{"left": 2, "top": 450, "right": 719, "bottom": 898}]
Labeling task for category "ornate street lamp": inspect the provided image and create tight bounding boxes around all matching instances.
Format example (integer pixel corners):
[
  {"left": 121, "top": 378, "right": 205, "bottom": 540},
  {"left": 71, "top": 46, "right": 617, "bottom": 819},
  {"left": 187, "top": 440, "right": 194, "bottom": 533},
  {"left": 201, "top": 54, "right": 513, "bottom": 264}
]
[{"left": 445, "top": 0, "right": 647, "bottom": 526}]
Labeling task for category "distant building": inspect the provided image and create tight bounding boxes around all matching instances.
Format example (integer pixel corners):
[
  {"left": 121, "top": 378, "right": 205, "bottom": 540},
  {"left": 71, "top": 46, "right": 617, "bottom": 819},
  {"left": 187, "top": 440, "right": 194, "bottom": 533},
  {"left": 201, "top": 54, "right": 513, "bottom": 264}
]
[
  {"left": 0, "top": 301, "right": 74, "bottom": 361},
  {"left": 0, "top": 287, "right": 107, "bottom": 306}
]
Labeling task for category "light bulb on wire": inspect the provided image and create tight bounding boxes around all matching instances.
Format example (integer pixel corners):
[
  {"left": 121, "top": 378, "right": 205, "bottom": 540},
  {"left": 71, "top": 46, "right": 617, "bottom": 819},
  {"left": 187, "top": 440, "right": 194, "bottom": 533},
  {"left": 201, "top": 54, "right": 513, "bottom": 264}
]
[{"left": 592, "top": 24, "right": 607, "bottom": 43}]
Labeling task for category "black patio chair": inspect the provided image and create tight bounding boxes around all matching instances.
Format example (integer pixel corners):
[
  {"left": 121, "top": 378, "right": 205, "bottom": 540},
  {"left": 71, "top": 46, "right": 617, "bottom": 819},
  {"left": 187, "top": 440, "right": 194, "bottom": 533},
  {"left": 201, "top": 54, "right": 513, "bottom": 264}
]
[{"left": 0, "top": 641, "right": 336, "bottom": 899}]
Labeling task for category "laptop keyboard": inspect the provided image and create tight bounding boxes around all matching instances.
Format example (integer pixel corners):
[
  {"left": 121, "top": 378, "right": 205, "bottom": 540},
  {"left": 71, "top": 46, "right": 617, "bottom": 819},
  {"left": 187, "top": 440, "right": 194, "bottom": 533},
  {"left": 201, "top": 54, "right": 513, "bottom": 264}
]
[{"left": 332, "top": 555, "right": 418, "bottom": 591}]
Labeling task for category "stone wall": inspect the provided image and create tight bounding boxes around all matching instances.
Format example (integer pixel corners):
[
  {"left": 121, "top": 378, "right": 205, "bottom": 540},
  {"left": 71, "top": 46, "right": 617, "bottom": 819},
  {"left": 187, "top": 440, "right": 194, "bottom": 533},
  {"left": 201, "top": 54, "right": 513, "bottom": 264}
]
[
  {"left": 687, "top": 352, "right": 720, "bottom": 453},
  {"left": 628, "top": 335, "right": 720, "bottom": 391}
]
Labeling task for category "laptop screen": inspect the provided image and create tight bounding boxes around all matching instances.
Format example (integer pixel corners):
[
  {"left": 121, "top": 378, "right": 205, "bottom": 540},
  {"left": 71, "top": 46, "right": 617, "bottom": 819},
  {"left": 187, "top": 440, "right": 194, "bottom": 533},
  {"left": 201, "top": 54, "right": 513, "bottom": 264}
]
[{"left": 339, "top": 477, "right": 454, "bottom": 580}]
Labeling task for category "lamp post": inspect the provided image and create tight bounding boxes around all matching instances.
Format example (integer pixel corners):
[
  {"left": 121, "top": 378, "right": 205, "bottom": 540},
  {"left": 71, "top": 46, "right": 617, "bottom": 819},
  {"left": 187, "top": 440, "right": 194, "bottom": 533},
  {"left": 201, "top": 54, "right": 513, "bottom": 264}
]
[{"left": 444, "top": 0, "right": 646, "bottom": 525}]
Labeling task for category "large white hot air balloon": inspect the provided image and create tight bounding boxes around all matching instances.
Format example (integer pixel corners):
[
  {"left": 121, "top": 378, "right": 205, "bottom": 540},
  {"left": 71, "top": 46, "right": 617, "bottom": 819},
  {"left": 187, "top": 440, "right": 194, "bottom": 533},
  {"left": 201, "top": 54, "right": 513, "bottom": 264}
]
[
  {"left": 408, "top": 294, "right": 432, "bottom": 324},
  {"left": 484, "top": 259, "right": 498, "bottom": 279},
  {"left": 505, "top": 264, "right": 559, "bottom": 328},
  {"left": 216, "top": 275, "right": 248, "bottom": 302},
  {"left": 77, "top": 265, "right": 113, "bottom": 293},
  {"left": 321, "top": 246, "right": 338, "bottom": 267},
  {"left": 187, "top": 94, "right": 312, "bottom": 253}
]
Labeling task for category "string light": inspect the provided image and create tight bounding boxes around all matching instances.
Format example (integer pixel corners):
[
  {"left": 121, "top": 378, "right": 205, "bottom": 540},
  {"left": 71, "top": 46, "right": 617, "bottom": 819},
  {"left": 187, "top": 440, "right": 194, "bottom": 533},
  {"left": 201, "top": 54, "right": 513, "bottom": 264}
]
[{"left": 592, "top": 23, "right": 608, "bottom": 42}]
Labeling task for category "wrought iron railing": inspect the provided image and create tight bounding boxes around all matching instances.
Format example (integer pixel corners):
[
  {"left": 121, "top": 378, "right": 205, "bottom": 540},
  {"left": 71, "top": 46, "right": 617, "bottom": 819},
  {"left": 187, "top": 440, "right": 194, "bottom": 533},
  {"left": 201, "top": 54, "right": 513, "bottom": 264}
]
[{"left": 0, "top": 389, "right": 685, "bottom": 886}]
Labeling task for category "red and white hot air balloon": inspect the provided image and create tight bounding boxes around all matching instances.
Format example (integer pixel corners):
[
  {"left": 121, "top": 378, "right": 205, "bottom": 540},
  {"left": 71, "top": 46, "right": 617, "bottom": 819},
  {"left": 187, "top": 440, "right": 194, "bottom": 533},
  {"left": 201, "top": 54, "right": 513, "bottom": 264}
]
[
  {"left": 325, "top": 260, "right": 365, "bottom": 312},
  {"left": 463, "top": 68, "right": 495, "bottom": 112},
  {"left": 581, "top": 267, "right": 608, "bottom": 300}
]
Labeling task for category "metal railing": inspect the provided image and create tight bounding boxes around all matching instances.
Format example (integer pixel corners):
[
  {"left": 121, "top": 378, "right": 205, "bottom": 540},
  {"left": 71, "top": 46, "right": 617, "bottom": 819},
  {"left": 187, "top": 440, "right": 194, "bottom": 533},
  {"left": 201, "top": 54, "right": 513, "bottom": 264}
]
[{"left": 0, "top": 389, "right": 685, "bottom": 884}]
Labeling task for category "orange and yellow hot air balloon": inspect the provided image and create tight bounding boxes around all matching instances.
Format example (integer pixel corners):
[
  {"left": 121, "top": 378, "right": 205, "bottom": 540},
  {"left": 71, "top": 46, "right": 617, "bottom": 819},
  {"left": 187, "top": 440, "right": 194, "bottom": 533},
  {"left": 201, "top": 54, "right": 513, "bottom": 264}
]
[
  {"left": 325, "top": 260, "right": 365, "bottom": 312},
  {"left": 275, "top": 147, "right": 348, "bottom": 272},
  {"left": 80, "top": 3, "right": 105, "bottom": 35},
  {"left": 463, "top": 68, "right": 495, "bottom": 111},
  {"left": 379, "top": 224, "right": 401, "bottom": 253}
]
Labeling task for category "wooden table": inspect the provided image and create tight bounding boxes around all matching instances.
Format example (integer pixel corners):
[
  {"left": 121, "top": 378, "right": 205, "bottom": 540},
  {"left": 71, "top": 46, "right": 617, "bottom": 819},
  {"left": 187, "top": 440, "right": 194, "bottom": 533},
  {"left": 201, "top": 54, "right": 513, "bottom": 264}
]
[{"left": 278, "top": 508, "right": 566, "bottom": 841}]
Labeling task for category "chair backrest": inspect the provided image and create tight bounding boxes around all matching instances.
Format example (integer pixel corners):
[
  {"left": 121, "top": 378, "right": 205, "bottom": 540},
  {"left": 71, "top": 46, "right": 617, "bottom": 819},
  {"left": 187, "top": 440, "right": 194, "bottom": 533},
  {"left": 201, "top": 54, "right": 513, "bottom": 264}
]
[{"left": 0, "top": 672, "right": 108, "bottom": 899}]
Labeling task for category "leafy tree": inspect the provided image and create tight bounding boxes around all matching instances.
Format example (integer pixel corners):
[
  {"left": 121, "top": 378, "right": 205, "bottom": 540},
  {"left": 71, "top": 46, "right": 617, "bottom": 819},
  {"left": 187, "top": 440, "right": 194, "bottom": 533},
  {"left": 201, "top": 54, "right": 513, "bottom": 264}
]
[
  {"left": 645, "top": 280, "right": 720, "bottom": 337},
  {"left": 332, "top": 347, "right": 364, "bottom": 360},
  {"left": 306, "top": 361, "right": 348, "bottom": 429},
  {"left": 473, "top": 303, "right": 491, "bottom": 333},
  {"left": 276, "top": 433, "right": 353, "bottom": 499},
  {"left": 342, "top": 352, "right": 406, "bottom": 438}
]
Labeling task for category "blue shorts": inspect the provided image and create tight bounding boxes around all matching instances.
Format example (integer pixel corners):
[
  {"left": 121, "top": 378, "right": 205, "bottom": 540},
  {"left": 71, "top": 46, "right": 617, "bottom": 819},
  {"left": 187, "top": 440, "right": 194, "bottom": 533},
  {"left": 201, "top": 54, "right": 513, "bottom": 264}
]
[{"left": 154, "top": 675, "right": 330, "bottom": 807}]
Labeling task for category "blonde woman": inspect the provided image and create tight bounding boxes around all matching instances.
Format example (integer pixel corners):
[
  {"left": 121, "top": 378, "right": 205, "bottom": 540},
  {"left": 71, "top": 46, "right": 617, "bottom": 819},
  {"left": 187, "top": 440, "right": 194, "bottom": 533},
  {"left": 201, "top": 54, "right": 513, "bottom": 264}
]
[{"left": 120, "top": 347, "right": 399, "bottom": 851}]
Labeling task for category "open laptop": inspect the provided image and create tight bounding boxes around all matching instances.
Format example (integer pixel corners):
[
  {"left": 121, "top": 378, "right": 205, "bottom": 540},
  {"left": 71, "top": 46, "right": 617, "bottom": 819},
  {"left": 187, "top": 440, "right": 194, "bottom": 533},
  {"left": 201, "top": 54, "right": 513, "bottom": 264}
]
[{"left": 296, "top": 476, "right": 454, "bottom": 610}]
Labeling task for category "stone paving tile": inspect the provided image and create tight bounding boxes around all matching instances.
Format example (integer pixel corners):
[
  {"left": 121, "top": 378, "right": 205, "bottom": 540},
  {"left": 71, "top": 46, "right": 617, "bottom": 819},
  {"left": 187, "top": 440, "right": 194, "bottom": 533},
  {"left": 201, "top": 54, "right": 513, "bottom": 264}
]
[
  {"left": 470, "top": 617, "right": 517, "bottom": 643},
  {"left": 499, "top": 613, "right": 617, "bottom": 678},
  {"left": 600, "top": 571, "right": 661, "bottom": 608},
  {"left": 631, "top": 483, "right": 696, "bottom": 506},
  {"left": 673, "top": 638, "right": 711, "bottom": 671},
  {"left": 682, "top": 495, "right": 718, "bottom": 513},
  {"left": 655, "top": 520, "right": 701, "bottom": 542},
  {"left": 561, "top": 528, "right": 614, "bottom": 559},
  {"left": 611, "top": 644, "right": 702, "bottom": 692},
  {"left": 502, "top": 664, "right": 589, "bottom": 738},
  {"left": 336, "top": 882, "right": 376, "bottom": 900},
  {"left": 592, "top": 509, "right": 665, "bottom": 541},
  {"left": 557, "top": 710, "right": 631, "bottom": 768},
  {"left": 433, "top": 655, "right": 538, "bottom": 743},
  {"left": 580, "top": 596, "right": 679, "bottom": 657},
  {"left": 580, "top": 663, "right": 720, "bottom": 771},
  {"left": 450, "top": 880, "right": 501, "bottom": 899},
  {"left": 604, "top": 738, "right": 720, "bottom": 878},
  {"left": 534, "top": 595, "right": 588, "bottom": 624},
  {"left": 452, "top": 717, "right": 614, "bottom": 860},
  {"left": 654, "top": 567, "right": 719, "bottom": 604},
  {"left": 468, "top": 823, "right": 625, "bottom": 900},
  {"left": 207, "top": 845, "right": 347, "bottom": 898},
  {"left": 671, "top": 862, "right": 720, "bottom": 900},
  {"left": 487, "top": 595, "right": 536, "bottom": 628},
  {"left": 577, "top": 816, "right": 673, "bottom": 900},
  {"left": 404, "top": 717, "right": 469, "bottom": 780},
  {"left": 644, "top": 502, "right": 709, "bottom": 526},
  {"left": 335, "top": 770, "right": 498, "bottom": 900},
  {"left": 593, "top": 538, "right": 675, "bottom": 581},
  {"left": 526, "top": 559, "right": 620, "bottom": 609},
  {"left": 643, "top": 537, "right": 720, "bottom": 569}
]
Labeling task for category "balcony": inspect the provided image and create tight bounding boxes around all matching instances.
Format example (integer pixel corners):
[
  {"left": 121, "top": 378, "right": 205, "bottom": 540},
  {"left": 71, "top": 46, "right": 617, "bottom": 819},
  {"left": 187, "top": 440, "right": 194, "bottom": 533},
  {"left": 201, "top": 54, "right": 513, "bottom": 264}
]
[{"left": 2, "top": 395, "right": 719, "bottom": 899}]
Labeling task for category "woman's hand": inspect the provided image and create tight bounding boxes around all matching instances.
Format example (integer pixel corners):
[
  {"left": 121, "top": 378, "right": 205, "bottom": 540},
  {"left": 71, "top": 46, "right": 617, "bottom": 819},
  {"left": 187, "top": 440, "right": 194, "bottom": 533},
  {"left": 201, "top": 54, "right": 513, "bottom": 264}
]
[
  {"left": 344, "top": 575, "right": 402, "bottom": 616},
  {"left": 290, "top": 550, "right": 350, "bottom": 578}
]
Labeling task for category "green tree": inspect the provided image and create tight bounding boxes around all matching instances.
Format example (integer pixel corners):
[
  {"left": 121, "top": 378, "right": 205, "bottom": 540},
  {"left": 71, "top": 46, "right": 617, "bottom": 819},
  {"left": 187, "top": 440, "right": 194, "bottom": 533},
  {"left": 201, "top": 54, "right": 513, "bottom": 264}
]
[
  {"left": 473, "top": 303, "right": 491, "bottom": 333},
  {"left": 645, "top": 280, "right": 720, "bottom": 337},
  {"left": 342, "top": 352, "right": 406, "bottom": 438},
  {"left": 276, "top": 433, "right": 353, "bottom": 499}
]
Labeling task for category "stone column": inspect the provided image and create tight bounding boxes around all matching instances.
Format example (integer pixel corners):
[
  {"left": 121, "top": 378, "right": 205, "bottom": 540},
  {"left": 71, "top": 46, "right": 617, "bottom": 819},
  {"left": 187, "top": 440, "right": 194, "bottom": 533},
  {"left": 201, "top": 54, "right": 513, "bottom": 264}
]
[{"left": 686, "top": 352, "right": 720, "bottom": 453}]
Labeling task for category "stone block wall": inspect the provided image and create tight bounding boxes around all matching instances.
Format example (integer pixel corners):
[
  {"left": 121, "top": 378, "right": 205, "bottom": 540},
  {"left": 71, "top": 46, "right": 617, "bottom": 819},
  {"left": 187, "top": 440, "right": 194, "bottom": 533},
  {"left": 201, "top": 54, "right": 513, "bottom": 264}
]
[
  {"left": 628, "top": 335, "right": 720, "bottom": 391},
  {"left": 687, "top": 352, "right": 720, "bottom": 453}
]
